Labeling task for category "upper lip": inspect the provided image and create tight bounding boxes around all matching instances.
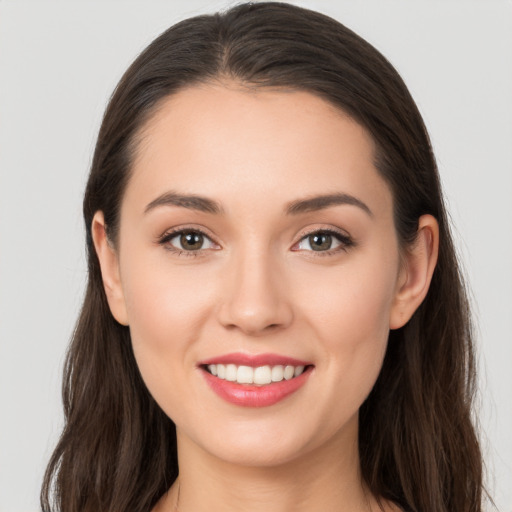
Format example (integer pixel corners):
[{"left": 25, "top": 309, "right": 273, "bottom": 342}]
[{"left": 198, "top": 352, "right": 312, "bottom": 367}]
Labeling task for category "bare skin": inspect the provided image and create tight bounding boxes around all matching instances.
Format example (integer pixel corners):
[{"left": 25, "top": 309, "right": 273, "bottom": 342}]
[{"left": 93, "top": 83, "right": 438, "bottom": 512}]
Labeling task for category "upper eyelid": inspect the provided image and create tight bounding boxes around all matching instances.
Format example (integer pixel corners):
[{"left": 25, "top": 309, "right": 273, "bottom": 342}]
[
  {"left": 294, "top": 226, "right": 353, "bottom": 247},
  {"left": 158, "top": 227, "right": 219, "bottom": 257},
  {"left": 293, "top": 228, "right": 353, "bottom": 251},
  {"left": 158, "top": 225, "right": 353, "bottom": 249},
  {"left": 158, "top": 225, "right": 352, "bottom": 243},
  {"left": 297, "top": 226, "right": 350, "bottom": 238},
  {"left": 159, "top": 225, "right": 218, "bottom": 242}
]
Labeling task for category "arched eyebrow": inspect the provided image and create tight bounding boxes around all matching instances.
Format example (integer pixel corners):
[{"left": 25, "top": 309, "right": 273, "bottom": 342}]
[
  {"left": 285, "top": 193, "right": 373, "bottom": 217},
  {"left": 144, "top": 191, "right": 372, "bottom": 217},
  {"left": 144, "top": 191, "right": 225, "bottom": 215}
]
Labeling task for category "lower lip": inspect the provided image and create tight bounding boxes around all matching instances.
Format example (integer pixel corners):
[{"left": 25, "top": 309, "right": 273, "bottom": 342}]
[{"left": 201, "top": 367, "right": 312, "bottom": 407}]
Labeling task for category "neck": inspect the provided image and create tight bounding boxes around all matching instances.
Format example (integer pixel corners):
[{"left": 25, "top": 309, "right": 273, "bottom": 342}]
[{"left": 157, "top": 417, "right": 381, "bottom": 512}]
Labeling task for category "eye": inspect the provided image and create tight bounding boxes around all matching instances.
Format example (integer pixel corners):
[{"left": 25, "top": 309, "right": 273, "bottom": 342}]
[
  {"left": 294, "top": 229, "right": 354, "bottom": 253},
  {"left": 159, "top": 229, "right": 219, "bottom": 254}
]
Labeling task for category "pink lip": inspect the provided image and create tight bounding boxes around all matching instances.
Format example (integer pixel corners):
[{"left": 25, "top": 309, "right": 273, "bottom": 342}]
[
  {"left": 201, "top": 369, "right": 312, "bottom": 407},
  {"left": 199, "top": 352, "right": 311, "bottom": 367},
  {"left": 198, "top": 352, "right": 314, "bottom": 408}
]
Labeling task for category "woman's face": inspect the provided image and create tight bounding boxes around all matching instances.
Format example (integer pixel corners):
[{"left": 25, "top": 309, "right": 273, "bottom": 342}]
[{"left": 106, "top": 84, "right": 407, "bottom": 466}]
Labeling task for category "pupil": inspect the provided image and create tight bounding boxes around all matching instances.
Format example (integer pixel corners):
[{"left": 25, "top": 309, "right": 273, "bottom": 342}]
[
  {"left": 310, "top": 233, "right": 331, "bottom": 251},
  {"left": 181, "top": 232, "right": 203, "bottom": 250}
]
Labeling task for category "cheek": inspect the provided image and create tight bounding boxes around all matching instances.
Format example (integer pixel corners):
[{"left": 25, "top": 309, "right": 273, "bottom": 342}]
[
  {"left": 301, "top": 257, "right": 397, "bottom": 346},
  {"left": 122, "top": 247, "right": 214, "bottom": 339},
  {"left": 296, "top": 252, "right": 398, "bottom": 403},
  {"left": 118, "top": 252, "right": 216, "bottom": 408}
]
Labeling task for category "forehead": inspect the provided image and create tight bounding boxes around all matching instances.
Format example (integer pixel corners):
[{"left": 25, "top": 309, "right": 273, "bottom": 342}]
[{"left": 126, "top": 83, "right": 392, "bottom": 218}]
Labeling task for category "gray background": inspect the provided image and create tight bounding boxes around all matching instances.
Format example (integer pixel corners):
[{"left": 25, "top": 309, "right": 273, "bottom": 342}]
[{"left": 1, "top": 1, "right": 511, "bottom": 511}]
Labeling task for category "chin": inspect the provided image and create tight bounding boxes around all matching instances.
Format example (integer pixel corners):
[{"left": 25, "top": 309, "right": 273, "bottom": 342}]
[
  {"left": 199, "top": 434, "right": 312, "bottom": 468},
  {"left": 177, "top": 409, "right": 357, "bottom": 470}
]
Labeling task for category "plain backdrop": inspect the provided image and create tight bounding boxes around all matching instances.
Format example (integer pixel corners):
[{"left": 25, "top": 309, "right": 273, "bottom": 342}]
[{"left": 0, "top": 1, "right": 511, "bottom": 511}]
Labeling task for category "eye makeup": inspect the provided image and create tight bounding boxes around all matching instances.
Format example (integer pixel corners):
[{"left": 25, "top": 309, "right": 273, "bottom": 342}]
[{"left": 156, "top": 225, "right": 355, "bottom": 259}]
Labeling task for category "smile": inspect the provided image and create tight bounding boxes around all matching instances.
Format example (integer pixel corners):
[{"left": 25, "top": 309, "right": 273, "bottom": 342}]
[
  {"left": 205, "top": 364, "right": 306, "bottom": 385},
  {"left": 199, "top": 353, "right": 313, "bottom": 407}
]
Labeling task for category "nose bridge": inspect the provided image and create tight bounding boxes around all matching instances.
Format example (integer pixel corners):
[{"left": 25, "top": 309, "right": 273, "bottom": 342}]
[{"left": 218, "top": 240, "right": 293, "bottom": 335}]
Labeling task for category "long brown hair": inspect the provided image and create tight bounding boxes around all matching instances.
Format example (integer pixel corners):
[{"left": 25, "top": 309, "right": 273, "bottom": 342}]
[{"left": 41, "top": 3, "right": 484, "bottom": 511}]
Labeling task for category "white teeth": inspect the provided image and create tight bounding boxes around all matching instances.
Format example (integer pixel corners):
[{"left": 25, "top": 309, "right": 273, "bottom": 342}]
[
  {"left": 284, "top": 365, "right": 295, "bottom": 380},
  {"left": 271, "top": 365, "right": 284, "bottom": 382},
  {"left": 294, "top": 365, "right": 305, "bottom": 377},
  {"left": 225, "top": 364, "right": 237, "bottom": 381},
  {"left": 237, "top": 365, "right": 253, "bottom": 384},
  {"left": 206, "top": 363, "right": 308, "bottom": 385},
  {"left": 253, "top": 365, "right": 272, "bottom": 385},
  {"left": 217, "top": 364, "right": 226, "bottom": 379}
]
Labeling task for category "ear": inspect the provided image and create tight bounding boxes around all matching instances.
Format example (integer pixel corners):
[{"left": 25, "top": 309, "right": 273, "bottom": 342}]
[
  {"left": 91, "top": 211, "right": 129, "bottom": 326},
  {"left": 389, "top": 214, "right": 439, "bottom": 330}
]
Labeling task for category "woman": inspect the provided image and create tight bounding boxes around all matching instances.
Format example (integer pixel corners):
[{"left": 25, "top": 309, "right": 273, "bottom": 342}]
[{"left": 41, "top": 2, "right": 484, "bottom": 511}]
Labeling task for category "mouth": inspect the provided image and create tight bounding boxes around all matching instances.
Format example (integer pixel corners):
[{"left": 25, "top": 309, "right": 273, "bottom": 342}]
[
  {"left": 203, "top": 363, "right": 310, "bottom": 385},
  {"left": 198, "top": 353, "right": 314, "bottom": 407}
]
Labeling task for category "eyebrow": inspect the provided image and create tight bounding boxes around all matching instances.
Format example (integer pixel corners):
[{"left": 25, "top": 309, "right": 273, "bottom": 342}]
[
  {"left": 285, "top": 193, "right": 373, "bottom": 217},
  {"left": 144, "top": 191, "right": 225, "bottom": 215},
  {"left": 144, "top": 191, "right": 372, "bottom": 217}
]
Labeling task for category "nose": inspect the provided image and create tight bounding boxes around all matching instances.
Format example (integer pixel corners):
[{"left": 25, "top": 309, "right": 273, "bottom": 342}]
[{"left": 217, "top": 249, "right": 294, "bottom": 336}]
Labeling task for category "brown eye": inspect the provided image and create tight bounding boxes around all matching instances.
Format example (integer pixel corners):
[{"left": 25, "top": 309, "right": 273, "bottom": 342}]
[
  {"left": 179, "top": 232, "right": 204, "bottom": 251},
  {"left": 294, "top": 230, "right": 353, "bottom": 254},
  {"left": 162, "top": 230, "right": 218, "bottom": 253},
  {"left": 308, "top": 233, "right": 333, "bottom": 251}
]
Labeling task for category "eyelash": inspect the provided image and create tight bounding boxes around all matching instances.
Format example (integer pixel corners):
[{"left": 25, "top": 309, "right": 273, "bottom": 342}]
[
  {"left": 157, "top": 227, "right": 218, "bottom": 258},
  {"left": 293, "top": 228, "right": 355, "bottom": 257},
  {"left": 157, "top": 227, "right": 355, "bottom": 258}
]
